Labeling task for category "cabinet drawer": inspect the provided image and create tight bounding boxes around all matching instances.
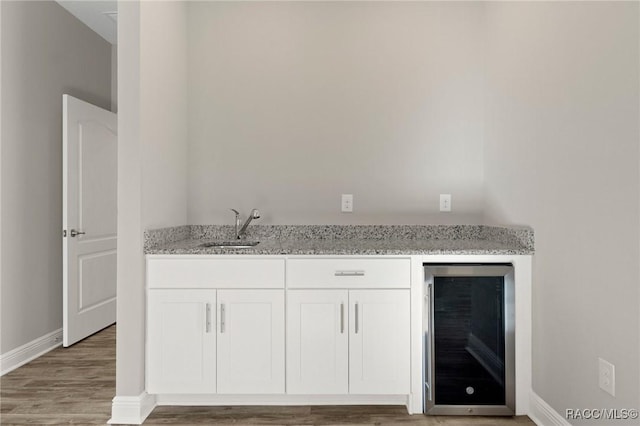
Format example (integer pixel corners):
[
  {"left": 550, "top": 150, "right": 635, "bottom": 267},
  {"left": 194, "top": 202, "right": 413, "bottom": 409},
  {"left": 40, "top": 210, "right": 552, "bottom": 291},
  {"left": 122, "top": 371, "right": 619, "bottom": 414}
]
[
  {"left": 147, "top": 257, "right": 285, "bottom": 289},
  {"left": 287, "top": 258, "right": 410, "bottom": 289}
]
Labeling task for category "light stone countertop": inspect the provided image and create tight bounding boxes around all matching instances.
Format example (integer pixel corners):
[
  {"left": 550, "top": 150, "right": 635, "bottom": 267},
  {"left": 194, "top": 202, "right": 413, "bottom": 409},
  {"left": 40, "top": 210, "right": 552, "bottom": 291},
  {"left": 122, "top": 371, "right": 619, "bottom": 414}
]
[{"left": 145, "top": 225, "right": 534, "bottom": 256}]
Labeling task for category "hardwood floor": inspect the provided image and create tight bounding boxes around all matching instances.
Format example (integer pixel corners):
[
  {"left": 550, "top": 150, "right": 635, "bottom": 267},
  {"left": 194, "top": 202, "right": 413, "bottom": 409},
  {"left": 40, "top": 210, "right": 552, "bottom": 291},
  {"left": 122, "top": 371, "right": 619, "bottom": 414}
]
[
  {"left": 1, "top": 325, "right": 116, "bottom": 425},
  {"left": 147, "top": 406, "right": 535, "bottom": 425},
  {"left": 1, "top": 326, "right": 535, "bottom": 425}
]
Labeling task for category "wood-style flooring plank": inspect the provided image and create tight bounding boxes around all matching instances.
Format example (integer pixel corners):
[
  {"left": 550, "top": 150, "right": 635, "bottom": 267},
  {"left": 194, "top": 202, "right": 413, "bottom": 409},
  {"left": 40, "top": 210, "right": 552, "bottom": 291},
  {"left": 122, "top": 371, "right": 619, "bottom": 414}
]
[{"left": 1, "top": 325, "right": 535, "bottom": 425}]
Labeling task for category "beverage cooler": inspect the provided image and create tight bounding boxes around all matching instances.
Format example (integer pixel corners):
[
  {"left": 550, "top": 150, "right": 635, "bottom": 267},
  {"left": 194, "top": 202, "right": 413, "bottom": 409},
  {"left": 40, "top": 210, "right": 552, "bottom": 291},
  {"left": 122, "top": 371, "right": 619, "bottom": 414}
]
[{"left": 423, "top": 264, "right": 515, "bottom": 416}]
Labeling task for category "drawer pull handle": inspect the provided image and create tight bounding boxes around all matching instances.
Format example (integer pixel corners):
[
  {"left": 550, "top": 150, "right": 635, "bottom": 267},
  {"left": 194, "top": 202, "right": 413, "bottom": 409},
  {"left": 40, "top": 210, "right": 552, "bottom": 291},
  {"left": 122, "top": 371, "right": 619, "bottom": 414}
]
[
  {"left": 205, "top": 303, "right": 212, "bottom": 333},
  {"left": 340, "top": 303, "right": 345, "bottom": 334},
  {"left": 220, "top": 303, "right": 226, "bottom": 333},
  {"left": 335, "top": 270, "right": 365, "bottom": 277}
]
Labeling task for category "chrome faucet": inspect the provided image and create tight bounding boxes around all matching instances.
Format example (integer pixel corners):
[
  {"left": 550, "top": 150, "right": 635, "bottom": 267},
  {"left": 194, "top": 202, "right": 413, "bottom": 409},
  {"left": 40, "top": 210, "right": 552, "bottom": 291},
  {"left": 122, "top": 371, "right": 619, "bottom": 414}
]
[{"left": 230, "top": 208, "right": 261, "bottom": 239}]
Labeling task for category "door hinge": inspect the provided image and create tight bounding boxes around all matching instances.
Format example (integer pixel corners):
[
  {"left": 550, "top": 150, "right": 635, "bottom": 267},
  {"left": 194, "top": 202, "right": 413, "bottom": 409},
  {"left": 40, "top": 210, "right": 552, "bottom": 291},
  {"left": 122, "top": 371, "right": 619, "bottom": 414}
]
[{"left": 63, "top": 229, "right": 67, "bottom": 237}]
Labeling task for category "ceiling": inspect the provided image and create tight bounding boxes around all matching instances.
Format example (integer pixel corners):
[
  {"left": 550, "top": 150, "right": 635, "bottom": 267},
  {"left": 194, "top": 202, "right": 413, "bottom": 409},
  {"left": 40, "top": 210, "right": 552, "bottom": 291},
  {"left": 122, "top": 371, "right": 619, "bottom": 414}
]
[{"left": 56, "top": 1, "right": 117, "bottom": 45}]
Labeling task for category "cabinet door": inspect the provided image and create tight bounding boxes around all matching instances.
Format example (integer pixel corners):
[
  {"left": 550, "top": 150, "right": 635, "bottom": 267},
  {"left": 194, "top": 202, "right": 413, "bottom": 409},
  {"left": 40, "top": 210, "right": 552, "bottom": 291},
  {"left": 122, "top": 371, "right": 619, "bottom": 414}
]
[
  {"left": 349, "top": 290, "right": 410, "bottom": 394},
  {"left": 287, "top": 290, "right": 348, "bottom": 394},
  {"left": 217, "top": 289, "right": 285, "bottom": 393},
  {"left": 147, "top": 289, "right": 216, "bottom": 394}
]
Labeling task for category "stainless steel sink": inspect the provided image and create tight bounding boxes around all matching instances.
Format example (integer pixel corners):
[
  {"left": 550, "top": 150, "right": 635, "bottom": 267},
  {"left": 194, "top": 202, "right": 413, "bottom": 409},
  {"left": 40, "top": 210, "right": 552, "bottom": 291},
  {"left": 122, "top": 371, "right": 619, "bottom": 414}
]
[{"left": 200, "top": 241, "right": 260, "bottom": 249}]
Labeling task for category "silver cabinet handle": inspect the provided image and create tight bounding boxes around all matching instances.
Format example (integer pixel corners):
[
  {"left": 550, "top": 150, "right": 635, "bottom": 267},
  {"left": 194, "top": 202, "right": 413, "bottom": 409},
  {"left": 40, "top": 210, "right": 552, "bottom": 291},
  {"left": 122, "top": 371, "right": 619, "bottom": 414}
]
[
  {"left": 70, "top": 229, "right": 85, "bottom": 237},
  {"left": 355, "top": 302, "right": 359, "bottom": 334},
  {"left": 205, "top": 303, "right": 212, "bottom": 333},
  {"left": 335, "top": 270, "right": 365, "bottom": 277},
  {"left": 220, "top": 303, "right": 225, "bottom": 333},
  {"left": 340, "top": 303, "right": 345, "bottom": 334}
]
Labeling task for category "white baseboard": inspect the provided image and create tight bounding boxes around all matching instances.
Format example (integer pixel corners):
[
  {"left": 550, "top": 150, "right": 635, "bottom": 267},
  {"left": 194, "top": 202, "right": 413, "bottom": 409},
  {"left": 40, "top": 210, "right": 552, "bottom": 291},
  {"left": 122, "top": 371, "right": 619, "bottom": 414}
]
[
  {"left": 0, "top": 328, "right": 62, "bottom": 376},
  {"left": 529, "top": 391, "right": 572, "bottom": 426},
  {"left": 108, "top": 391, "right": 156, "bottom": 425},
  {"left": 156, "top": 394, "right": 407, "bottom": 406}
]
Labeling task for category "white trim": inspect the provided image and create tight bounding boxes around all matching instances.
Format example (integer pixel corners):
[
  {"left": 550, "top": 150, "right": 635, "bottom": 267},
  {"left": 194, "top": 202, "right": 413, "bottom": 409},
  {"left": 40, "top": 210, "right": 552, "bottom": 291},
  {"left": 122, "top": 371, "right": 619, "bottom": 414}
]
[
  {"left": 529, "top": 391, "right": 572, "bottom": 426},
  {"left": 156, "top": 394, "right": 407, "bottom": 407},
  {"left": 108, "top": 391, "right": 156, "bottom": 425},
  {"left": 0, "top": 329, "right": 62, "bottom": 376},
  {"left": 409, "top": 256, "right": 425, "bottom": 414}
]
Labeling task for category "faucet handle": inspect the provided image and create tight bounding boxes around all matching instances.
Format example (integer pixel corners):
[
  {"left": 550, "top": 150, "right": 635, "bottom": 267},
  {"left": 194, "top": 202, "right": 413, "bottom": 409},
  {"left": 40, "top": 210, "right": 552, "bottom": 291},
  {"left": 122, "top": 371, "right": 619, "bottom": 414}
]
[{"left": 230, "top": 208, "right": 240, "bottom": 216}]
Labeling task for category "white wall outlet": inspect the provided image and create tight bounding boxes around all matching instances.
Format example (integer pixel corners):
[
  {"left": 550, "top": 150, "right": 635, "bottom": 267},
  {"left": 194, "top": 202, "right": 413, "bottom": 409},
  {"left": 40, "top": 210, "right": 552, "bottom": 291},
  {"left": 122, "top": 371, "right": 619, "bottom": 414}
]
[
  {"left": 439, "top": 194, "right": 451, "bottom": 212},
  {"left": 598, "top": 357, "right": 615, "bottom": 396},
  {"left": 341, "top": 194, "right": 353, "bottom": 213}
]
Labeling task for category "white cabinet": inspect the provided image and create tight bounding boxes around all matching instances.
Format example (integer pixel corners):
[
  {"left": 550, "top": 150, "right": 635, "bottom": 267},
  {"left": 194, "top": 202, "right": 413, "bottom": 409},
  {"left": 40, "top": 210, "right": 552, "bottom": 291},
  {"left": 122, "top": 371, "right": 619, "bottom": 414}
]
[
  {"left": 147, "top": 289, "right": 216, "bottom": 394},
  {"left": 146, "top": 257, "right": 286, "bottom": 396},
  {"left": 287, "top": 290, "right": 349, "bottom": 394},
  {"left": 217, "top": 290, "right": 285, "bottom": 394},
  {"left": 349, "top": 290, "right": 410, "bottom": 394},
  {"left": 147, "top": 256, "right": 411, "bottom": 399},
  {"left": 148, "top": 289, "right": 285, "bottom": 395},
  {"left": 287, "top": 289, "right": 410, "bottom": 395}
]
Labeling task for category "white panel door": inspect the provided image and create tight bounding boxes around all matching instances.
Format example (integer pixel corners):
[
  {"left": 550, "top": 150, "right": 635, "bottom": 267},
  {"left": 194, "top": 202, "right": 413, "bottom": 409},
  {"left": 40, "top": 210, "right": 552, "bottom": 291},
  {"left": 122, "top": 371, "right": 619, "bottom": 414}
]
[
  {"left": 147, "top": 289, "right": 216, "bottom": 394},
  {"left": 217, "top": 290, "right": 285, "bottom": 394},
  {"left": 349, "top": 290, "right": 411, "bottom": 394},
  {"left": 287, "top": 290, "right": 348, "bottom": 394},
  {"left": 62, "top": 94, "right": 117, "bottom": 346}
]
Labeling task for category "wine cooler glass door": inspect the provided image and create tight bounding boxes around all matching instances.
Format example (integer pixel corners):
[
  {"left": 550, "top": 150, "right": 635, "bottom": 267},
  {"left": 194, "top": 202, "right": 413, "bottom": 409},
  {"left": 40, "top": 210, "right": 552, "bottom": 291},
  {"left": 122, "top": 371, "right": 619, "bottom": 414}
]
[{"left": 424, "top": 264, "right": 515, "bottom": 416}]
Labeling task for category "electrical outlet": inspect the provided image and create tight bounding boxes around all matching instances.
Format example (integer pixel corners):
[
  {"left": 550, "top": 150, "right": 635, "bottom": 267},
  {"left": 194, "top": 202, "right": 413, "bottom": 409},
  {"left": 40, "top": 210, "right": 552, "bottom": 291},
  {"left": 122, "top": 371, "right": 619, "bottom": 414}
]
[
  {"left": 440, "top": 194, "right": 451, "bottom": 212},
  {"left": 599, "top": 357, "right": 615, "bottom": 396},
  {"left": 341, "top": 194, "right": 353, "bottom": 213}
]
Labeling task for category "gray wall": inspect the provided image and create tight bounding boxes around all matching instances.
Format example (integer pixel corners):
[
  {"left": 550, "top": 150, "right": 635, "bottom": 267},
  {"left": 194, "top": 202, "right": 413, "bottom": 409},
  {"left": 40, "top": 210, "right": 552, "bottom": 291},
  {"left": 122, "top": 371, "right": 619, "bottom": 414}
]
[
  {"left": 187, "top": 1, "right": 485, "bottom": 225},
  {"left": 116, "top": 0, "right": 188, "bottom": 398},
  {"left": 115, "top": 0, "right": 144, "bottom": 397},
  {"left": 484, "top": 2, "right": 639, "bottom": 423},
  {"left": 1, "top": 1, "right": 112, "bottom": 354},
  {"left": 112, "top": 0, "right": 640, "bottom": 419},
  {"left": 141, "top": 1, "right": 188, "bottom": 230}
]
